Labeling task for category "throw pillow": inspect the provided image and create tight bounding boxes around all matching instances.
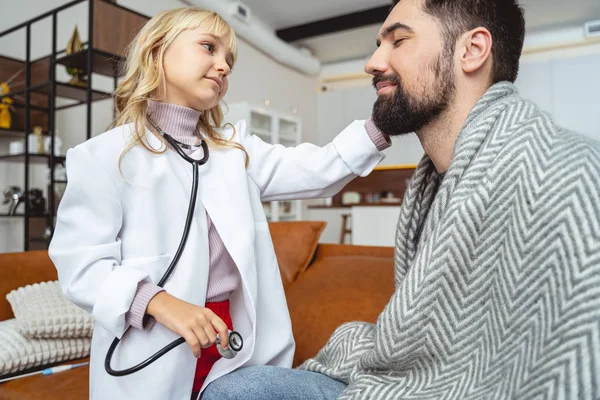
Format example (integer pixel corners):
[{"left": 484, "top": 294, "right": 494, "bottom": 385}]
[
  {"left": 0, "top": 318, "right": 91, "bottom": 377},
  {"left": 6, "top": 281, "right": 94, "bottom": 339},
  {"left": 268, "top": 221, "right": 326, "bottom": 288}
]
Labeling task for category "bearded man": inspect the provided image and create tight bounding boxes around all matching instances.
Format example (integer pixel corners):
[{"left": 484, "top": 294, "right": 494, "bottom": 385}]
[{"left": 204, "top": 0, "right": 600, "bottom": 398}]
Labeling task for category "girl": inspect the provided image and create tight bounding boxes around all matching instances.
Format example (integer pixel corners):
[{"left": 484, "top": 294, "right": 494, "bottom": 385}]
[{"left": 49, "top": 7, "right": 390, "bottom": 400}]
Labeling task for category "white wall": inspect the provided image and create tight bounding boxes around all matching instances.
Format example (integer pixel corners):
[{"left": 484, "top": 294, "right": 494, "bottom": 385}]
[
  {"left": 515, "top": 44, "right": 600, "bottom": 141},
  {"left": 316, "top": 85, "right": 424, "bottom": 167},
  {"left": 0, "top": 0, "right": 317, "bottom": 252},
  {"left": 316, "top": 41, "right": 600, "bottom": 169},
  {"left": 310, "top": 35, "right": 600, "bottom": 245}
]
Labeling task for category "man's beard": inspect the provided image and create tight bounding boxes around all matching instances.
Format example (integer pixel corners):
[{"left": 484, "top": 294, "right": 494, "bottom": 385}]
[{"left": 372, "top": 52, "right": 455, "bottom": 136}]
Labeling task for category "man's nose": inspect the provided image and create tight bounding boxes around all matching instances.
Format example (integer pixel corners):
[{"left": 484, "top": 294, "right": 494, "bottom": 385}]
[{"left": 365, "top": 46, "right": 389, "bottom": 76}]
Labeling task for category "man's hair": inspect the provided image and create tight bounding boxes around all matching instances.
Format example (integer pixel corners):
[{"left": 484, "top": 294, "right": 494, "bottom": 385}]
[{"left": 391, "top": 0, "right": 525, "bottom": 83}]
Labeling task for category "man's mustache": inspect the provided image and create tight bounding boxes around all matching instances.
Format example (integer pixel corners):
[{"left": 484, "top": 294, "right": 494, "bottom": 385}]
[{"left": 372, "top": 74, "right": 401, "bottom": 91}]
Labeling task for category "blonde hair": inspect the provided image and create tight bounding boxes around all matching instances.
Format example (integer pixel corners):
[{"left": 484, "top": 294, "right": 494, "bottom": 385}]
[{"left": 111, "top": 7, "right": 248, "bottom": 170}]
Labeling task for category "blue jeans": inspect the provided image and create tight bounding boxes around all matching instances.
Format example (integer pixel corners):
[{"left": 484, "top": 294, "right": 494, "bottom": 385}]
[{"left": 201, "top": 365, "right": 347, "bottom": 400}]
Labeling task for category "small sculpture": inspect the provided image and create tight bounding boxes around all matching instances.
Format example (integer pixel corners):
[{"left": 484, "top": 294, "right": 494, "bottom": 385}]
[
  {"left": 33, "top": 126, "right": 45, "bottom": 154},
  {"left": 3, "top": 186, "right": 23, "bottom": 215},
  {"left": 28, "top": 189, "right": 46, "bottom": 217},
  {"left": 2, "top": 186, "right": 46, "bottom": 216},
  {"left": 0, "top": 68, "right": 24, "bottom": 129},
  {"left": 0, "top": 82, "right": 14, "bottom": 129},
  {"left": 65, "top": 25, "right": 87, "bottom": 87}
]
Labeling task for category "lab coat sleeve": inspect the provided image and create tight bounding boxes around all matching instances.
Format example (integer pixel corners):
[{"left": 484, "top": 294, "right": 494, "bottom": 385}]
[
  {"left": 49, "top": 145, "right": 151, "bottom": 339},
  {"left": 240, "top": 119, "right": 387, "bottom": 201}
]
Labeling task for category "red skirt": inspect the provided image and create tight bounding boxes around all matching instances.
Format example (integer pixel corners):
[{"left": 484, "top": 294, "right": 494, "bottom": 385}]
[{"left": 192, "top": 300, "right": 232, "bottom": 393}]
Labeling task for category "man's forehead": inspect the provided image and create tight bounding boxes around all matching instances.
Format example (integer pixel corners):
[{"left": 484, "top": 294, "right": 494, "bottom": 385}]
[
  {"left": 378, "top": 1, "right": 428, "bottom": 38},
  {"left": 378, "top": 21, "right": 414, "bottom": 39}
]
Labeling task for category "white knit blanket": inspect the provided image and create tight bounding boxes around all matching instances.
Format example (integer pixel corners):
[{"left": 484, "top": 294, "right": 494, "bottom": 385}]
[{"left": 300, "top": 82, "right": 600, "bottom": 400}]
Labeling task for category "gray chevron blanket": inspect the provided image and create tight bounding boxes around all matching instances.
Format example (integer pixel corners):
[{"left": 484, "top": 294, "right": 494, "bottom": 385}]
[{"left": 300, "top": 82, "right": 600, "bottom": 399}]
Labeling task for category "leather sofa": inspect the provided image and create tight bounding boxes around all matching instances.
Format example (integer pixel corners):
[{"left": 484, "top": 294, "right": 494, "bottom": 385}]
[{"left": 0, "top": 222, "right": 395, "bottom": 399}]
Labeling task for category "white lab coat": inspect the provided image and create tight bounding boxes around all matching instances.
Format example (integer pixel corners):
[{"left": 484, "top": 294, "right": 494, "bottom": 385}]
[{"left": 49, "top": 119, "right": 386, "bottom": 400}]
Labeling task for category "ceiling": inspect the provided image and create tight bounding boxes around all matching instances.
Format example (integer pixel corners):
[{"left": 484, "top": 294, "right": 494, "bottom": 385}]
[
  {"left": 241, "top": 0, "right": 600, "bottom": 64},
  {"left": 242, "top": 0, "right": 390, "bottom": 30}
]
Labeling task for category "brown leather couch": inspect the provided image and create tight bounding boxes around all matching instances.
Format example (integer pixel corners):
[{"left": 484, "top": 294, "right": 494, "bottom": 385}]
[{"left": 0, "top": 222, "right": 394, "bottom": 399}]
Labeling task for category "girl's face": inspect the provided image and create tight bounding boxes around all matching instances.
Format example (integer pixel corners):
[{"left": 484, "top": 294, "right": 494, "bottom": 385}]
[{"left": 158, "top": 27, "right": 234, "bottom": 111}]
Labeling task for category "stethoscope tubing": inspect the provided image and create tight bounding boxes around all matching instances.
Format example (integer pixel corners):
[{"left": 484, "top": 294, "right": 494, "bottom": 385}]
[{"left": 105, "top": 131, "right": 238, "bottom": 376}]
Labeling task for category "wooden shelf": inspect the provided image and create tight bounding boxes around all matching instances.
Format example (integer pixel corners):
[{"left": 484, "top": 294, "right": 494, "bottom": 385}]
[
  {"left": 279, "top": 135, "right": 297, "bottom": 141},
  {"left": 0, "top": 153, "right": 66, "bottom": 164},
  {"left": 35, "top": 82, "right": 111, "bottom": 102},
  {"left": 1, "top": 81, "right": 111, "bottom": 103},
  {"left": 329, "top": 167, "right": 415, "bottom": 208},
  {"left": 251, "top": 128, "right": 272, "bottom": 136},
  {"left": 0, "top": 0, "right": 151, "bottom": 252},
  {"left": 11, "top": 101, "right": 49, "bottom": 112},
  {"left": 56, "top": 49, "right": 124, "bottom": 77},
  {"left": 0, "top": 214, "right": 52, "bottom": 218},
  {"left": 0, "top": 128, "right": 50, "bottom": 138},
  {"left": 0, "top": 129, "right": 26, "bottom": 139},
  {"left": 308, "top": 203, "right": 402, "bottom": 209}
]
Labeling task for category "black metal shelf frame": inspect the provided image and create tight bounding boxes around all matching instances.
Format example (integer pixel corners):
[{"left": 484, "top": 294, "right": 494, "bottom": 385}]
[{"left": 0, "top": 0, "right": 121, "bottom": 250}]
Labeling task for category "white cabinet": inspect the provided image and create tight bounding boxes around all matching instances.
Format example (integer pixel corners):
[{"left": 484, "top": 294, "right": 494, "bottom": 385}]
[
  {"left": 224, "top": 101, "right": 303, "bottom": 222},
  {"left": 304, "top": 207, "right": 349, "bottom": 244},
  {"left": 316, "top": 90, "right": 345, "bottom": 146},
  {"left": 316, "top": 86, "right": 425, "bottom": 165},
  {"left": 306, "top": 206, "right": 401, "bottom": 247},
  {"left": 515, "top": 52, "right": 600, "bottom": 141},
  {"left": 551, "top": 53, "right": 600, "bottom": 141},
  {"left": 351, "top": 206, "right": 401, "bottom": 247}
]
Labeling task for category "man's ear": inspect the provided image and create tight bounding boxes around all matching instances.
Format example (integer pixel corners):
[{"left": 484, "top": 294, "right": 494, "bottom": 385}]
[{"left": 459, "top": 27, "right": 492, "bottom": 74}]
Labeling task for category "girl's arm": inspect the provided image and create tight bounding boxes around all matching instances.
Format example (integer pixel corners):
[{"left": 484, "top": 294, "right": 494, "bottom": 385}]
[
  {"left": 49, "top": 145, "right": 150, "bottom": 339},
  {"left": 50, "top": 145, "right": 231, "bottom": 355},
  {"left": 240, "top": 118, "right": 390, "bottom": 201}
]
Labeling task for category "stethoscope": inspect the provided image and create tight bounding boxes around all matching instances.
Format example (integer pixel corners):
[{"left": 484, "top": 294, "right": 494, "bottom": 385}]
[{"left": 104, "top": 120, "right": 244, "bottom": 377}]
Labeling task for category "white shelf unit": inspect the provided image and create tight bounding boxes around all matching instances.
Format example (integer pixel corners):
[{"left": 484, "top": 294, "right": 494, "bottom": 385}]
[{"left": 225, "top": 101, "right": 303, "bottom": 222}]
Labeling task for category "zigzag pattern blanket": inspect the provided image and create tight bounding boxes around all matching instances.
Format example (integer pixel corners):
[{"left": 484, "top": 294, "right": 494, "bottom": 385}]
[{"left": 300, "top": 82, "right": 600, "bottom": 399}]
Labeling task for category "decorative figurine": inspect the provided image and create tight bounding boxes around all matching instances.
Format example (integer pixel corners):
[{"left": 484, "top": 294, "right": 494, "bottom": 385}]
[
  {"left": 0, "top": 82, "right": 14, "bottom": 129},
  {"left": 33, "top": 126, "right": 45, "bottom": 154},
  {"left": 3, "top": 186, "right": 23, "bottom": 215},
  {"left": 2, "top": 186, "right": 47, "bottom": 216},
  {"left": 65, "top": 25, "right": 87, "bottom": 87}
]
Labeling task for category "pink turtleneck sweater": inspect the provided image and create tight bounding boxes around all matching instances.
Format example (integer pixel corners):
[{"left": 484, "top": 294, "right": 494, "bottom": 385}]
[{"left": 125, "top": 100, "right": 390, "bottom": 330}]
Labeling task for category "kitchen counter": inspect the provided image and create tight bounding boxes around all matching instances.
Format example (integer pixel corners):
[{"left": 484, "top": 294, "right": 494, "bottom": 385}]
[
  {"left": 308, "top": 202, "right": 401, "bottom": 209},
  {"left": 305, "top": 204, "right": 402, "bottom": 247}
]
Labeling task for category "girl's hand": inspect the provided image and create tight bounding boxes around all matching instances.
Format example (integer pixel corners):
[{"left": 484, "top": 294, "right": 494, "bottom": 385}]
[{"left": 146, "top": 292, "right": 229, "bottom": 358}]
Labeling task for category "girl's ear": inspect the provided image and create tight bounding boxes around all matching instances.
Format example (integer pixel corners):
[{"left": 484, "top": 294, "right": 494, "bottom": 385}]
[{"left": 152, "top": 48, "right": 160, "bottom": 68}]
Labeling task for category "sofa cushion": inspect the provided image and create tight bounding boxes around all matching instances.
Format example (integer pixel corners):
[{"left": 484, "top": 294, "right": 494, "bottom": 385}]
[
  {"left": 268, "top": 221, "right": 326, "bottom": 288},
  {"left": 286, "top": 255, "right": 395, "bottom": 367},
  {"left": 0, "top": 319, "right": 91, "bottom": 378},
  {"left": 0, "top": 251, "right": 57, "bottom": 322},
  {"left": 6, "top": 281, "right": 94, "bottom": 339}
]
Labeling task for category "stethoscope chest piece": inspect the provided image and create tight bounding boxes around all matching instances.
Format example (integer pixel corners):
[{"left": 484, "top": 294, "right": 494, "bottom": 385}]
[{"left": 216, "top": 331, "right": 243, "bottom": 359}]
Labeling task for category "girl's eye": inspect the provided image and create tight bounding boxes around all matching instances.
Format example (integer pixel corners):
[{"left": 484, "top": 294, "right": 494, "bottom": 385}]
[{"left": 202, "top": 42, "right": 214, "bottom": 52}]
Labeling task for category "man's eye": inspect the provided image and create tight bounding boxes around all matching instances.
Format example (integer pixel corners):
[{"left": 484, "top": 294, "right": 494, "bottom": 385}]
[{"left": 393, "top": 39, "right": 406, "bottom": 46}]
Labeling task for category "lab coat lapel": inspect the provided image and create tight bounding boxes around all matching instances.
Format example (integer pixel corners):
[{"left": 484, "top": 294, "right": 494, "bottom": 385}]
[
  {"left": 146, "top": 130, "right": 194, "bottom": 200},
  {"left": 164, "top": 139, "right": 258, "bottom": 306}
]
